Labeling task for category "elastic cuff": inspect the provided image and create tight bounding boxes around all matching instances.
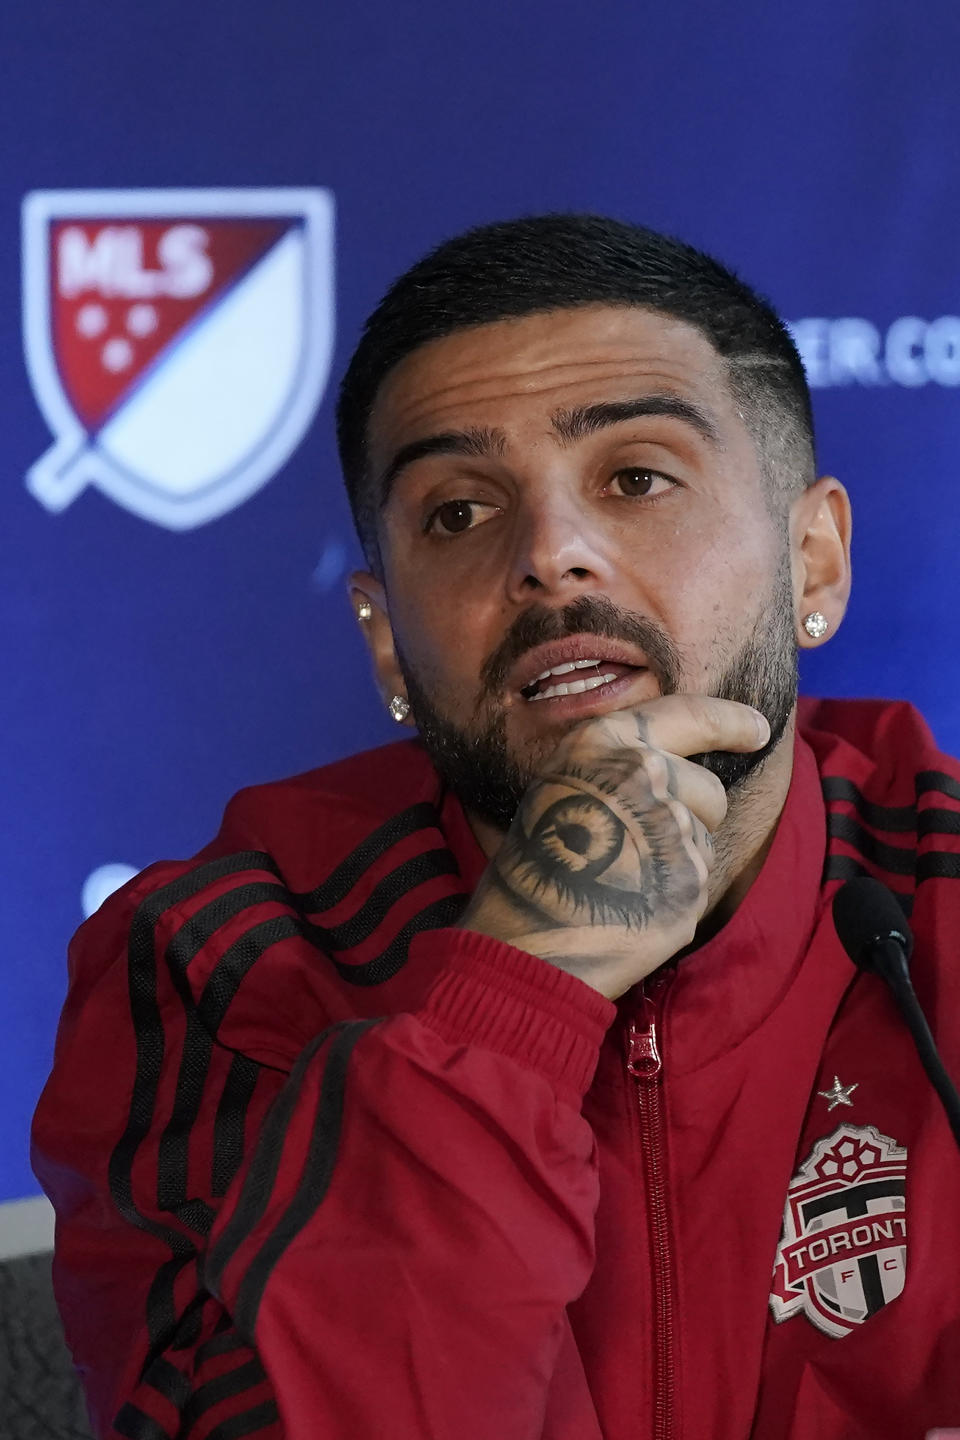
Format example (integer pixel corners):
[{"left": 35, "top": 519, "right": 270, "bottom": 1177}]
[{"left": 411, "top": 928, "right": 617, "bottom": 1101}]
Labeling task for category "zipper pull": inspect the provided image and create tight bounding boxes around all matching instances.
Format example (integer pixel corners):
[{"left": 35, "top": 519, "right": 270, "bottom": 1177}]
[{"left": 626, "top": 1016, "right": 662, "bottom": 1079}]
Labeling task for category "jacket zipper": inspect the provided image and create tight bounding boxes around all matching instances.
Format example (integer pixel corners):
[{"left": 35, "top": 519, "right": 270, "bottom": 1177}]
[{"left": 626, "top": 974, "right": 676, "bottom": 1440}]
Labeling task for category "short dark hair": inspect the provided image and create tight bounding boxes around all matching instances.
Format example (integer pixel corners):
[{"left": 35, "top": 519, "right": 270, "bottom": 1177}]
[{"left": 336, "top": 213, "right": 815, "bottom": 562}]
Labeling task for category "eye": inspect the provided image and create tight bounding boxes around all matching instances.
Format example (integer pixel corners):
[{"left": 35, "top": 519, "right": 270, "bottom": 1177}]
[
  {"left": 425, "top": 499, "right": 500, "bottom": 536},
  {"left": 497, "top": 789, "right": 655, "bottom": 929},
  {"left": 529, "top": 795, "right": 624, "bottom": 878},
  {"left": 606, "top": 467, "right": 675, "bottom": 499}
]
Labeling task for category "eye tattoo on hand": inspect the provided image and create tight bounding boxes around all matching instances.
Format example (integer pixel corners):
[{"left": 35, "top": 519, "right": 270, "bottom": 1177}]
[
  {"left": 532, "top": 795, "right": 622, "bottom": 876},
  {"left": 493, "top": 788, "right": 659, "bottom": 930}
]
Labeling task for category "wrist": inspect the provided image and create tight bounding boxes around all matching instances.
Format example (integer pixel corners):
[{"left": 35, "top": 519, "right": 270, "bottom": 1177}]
[{"left": 410, "top": 926, "right": 617, "bottom": 1100}]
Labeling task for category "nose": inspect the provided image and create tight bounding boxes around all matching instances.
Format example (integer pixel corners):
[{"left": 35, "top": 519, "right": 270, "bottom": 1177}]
[{"left": 505, "top": 493, "right": 615, "bottom": 603}]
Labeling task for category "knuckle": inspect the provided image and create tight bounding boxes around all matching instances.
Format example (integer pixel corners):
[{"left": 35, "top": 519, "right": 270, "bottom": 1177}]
[
  {"left": 704, "top": 786, "right": 729, "bottom": 830},
  {"left": 642, "top": 749, "right": 670, "bottom": 793},
  {"left": 669, "top": 852, "right": 706, "bottom": 912},
  {"left": 703, "top": 767, "right": 727, "bottom": 806},
  {"left": 551, "top": 726, "right": 595, "bottom": 769},
  {"left": 561, "top": 713, "right": 628, "bottom": 761},
  {"left": 666, "top": 798, "right": 694, "bottom": 842},
  {"left": 695, "top": 697, "right": 727, "bottom": 748},
  {"left": 689, "top": 843, "right": 711, "bottom": 888}
]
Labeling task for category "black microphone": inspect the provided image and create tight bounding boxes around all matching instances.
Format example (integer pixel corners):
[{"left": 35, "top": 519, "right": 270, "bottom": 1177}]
[{"left": 832, "top": 876, "right": 960, "bottom": 1150}]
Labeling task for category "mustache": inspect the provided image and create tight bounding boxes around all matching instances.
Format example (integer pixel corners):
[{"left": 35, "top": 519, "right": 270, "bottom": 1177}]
[{"left": 478, "top": 594, "right": 683, "bottom": 698}]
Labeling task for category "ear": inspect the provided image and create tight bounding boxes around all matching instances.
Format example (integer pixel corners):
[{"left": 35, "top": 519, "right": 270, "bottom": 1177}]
[
  {"left": 347, "top": 570, "right": 415, "bottom": 726},
  {"left": 788, "top": 476, "right": 853, "bottom": 648}
]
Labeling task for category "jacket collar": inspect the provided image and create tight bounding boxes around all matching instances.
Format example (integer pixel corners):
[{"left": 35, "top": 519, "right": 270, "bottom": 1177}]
[
  {"left": 652, "top": 732, "right": 827, "bottom": 1073},
  {"left": 437, "top": 727, "right": 827, "bottom": 1072}
]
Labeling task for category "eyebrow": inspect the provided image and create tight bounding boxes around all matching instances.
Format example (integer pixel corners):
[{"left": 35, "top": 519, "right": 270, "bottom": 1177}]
[
  {"left": 376, "top": 392, "right": 721, "bottom": 508},
  {"left": 377, "top": 426, "right": 507, "bottom": 507},
  {"left": 550, "top": 394, "right": 723, "bottom": 448}
]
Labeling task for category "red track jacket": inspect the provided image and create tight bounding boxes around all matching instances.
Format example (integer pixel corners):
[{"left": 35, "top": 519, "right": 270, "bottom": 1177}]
[{"left": 32, "top": 698, "right": 960, "bottom": 1440}]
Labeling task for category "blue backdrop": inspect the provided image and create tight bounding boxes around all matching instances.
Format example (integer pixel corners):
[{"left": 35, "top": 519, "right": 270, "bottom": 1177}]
[{"left": 4, "top": 0, "right": 959, "bottom": 1206}]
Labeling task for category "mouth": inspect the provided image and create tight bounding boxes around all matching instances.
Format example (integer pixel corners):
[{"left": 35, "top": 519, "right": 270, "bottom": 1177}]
[
  {"left": 520, "top": 658, "right": 642, "bottom": 701},
  {"left": 511, "top": 635, "right": 651, "bottom": 706}
]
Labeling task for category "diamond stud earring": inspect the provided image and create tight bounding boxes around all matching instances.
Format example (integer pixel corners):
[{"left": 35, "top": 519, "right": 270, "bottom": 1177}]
[
  {"left": 803, "top": 611, "right": 829, "bottom": 640},
  {"left": 388, "top": 695, "right": 410, "bottom": 723},
  {"left": 357, "top": 601, "right": 373, "bottom": 622}
]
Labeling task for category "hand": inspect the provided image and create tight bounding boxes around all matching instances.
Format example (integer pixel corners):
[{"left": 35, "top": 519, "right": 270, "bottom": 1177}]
[{"left": 460, "top": 694, "right": 771, "bottom": 1000}]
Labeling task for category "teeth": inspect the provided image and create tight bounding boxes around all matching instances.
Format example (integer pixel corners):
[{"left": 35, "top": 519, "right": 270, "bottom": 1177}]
[
  {"left": 528, "top": 672, "right": 618, "bottom": 702},
  {"left": 534, "top": 658, "right": 604, "bottom": 682}
]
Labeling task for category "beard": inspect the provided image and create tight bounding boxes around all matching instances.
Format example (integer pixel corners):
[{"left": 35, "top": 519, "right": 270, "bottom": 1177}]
[{"left": 397, "top": 555, "right": 798, "bottom": 832}]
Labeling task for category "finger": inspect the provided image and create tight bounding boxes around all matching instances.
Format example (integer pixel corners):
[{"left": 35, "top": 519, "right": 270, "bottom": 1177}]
[
  {"left": 664, "top": 755, "right": 729, "bottom": 834},
  {"left": 658, "top": 795, "right": 713, "bottom": 917},
  {"left": 686, "top": 811, "right": 715, "bottom": 920},
  {"left": 555, "top": 722, "right": 730, "bottom": 832},
  {"left": 611, "top": 737, "right": 728, "bottom": 834},
  {"left": 605, "top": 692, "right": 771, "bottom": 759}
]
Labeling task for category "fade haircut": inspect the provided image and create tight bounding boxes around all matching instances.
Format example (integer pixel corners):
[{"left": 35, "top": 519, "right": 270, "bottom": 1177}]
[{"left": 336, "top": 213, "right": 816, "bottom": 563}]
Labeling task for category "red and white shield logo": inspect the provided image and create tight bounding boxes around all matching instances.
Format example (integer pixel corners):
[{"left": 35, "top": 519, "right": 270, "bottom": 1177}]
[
  {"left": 770, "top": 1124, "right": 907, "bottom": 1338},
  {"left": 22, "top": 187, "right": 334, "bottom": 529}
]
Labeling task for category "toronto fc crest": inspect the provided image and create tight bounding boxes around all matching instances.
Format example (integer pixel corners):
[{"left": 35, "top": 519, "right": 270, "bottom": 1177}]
[
  {"left": 21, "top": 187, "right": 335, "bottom": 529},
  {"left": 770, "top": 1124, "right": 907, "bottom": 1338}
]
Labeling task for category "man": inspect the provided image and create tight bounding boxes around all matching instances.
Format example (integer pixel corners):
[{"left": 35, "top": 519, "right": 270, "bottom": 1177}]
[{"left": 33, "top": 215, "right": 960, "bottom": 1440}]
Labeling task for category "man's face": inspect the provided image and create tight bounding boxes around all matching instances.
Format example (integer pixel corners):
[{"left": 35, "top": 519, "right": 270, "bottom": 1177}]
[{"left": 366, "top": 305, "right": 799, "bottom": 827}]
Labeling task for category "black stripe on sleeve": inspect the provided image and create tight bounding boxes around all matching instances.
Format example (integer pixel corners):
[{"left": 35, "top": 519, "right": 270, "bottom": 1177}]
[
  {"left": 332, "top": 891, "right": 469, "bottom": 986},
  {"left": 109, "top": 853, "right": 278, "bottom": 1357},
  {"left": 196, "top": 917, "right": 308, "bottom": 1033},
  {"left": 157, "top": 867, "right": 462, "bottom": 1230},
  {"left": 152, "top": 884, "right": 291, "bottom": 1224},
  {"left": 312, "top": 847, "right": 460, "bottom": 951},
  {"left": 194, "top": 1329, "right": 250, "bottom": 1366},
  {"left": 109, "top": 852, "right": 276, "bottom": 1247},
  {"left": 154, "top": 917, "right": 306, "bottom": 1222},
  {"left": 918, "top": 808, "right": 960, "bottom": 838},
  {"left": 231, "top": 1019, "right": 381, "bottom": 1340},
  {"left": 165, "top": 883, "right": 290, "bottom": 995},
  {"left": 117, "top": 1389, "right": 279, "bottom": 1440},
  {"left": 114, "top": 1402, "right": 175, "bottom": 1440},
  {"left": 205, "top": 1400, "right": 280, "bottom": 1440},
  {"left": 291, "top": 801, "right": 443, "bottom": 913},
  {"left": 917, "top": 852, "right": 960, "bottom": 881},
  {"left": 155, "top": 916, "right": 309, "bottom": 1229},
  {"left": 821, "top": 777, "right": 916, "bottom": 832},
  {"left": 156, "top": 1007, "right": 218, "bottom": 1230},
  {"left": 179, "top": 1356, "right": 268, "bottom": 1429},
  {"left": 204, "top": 1022, "right": 352, "bottom": 1298},
  {"left": 112, "top": 818, "right": 456, "bottom": 1372},
  {"left": 823, "top": 854, "right": 914, "bottom": 915},
  {"left": 212, "top": 1054, "right": 262, "bottom": 1198},
  {"left": 162, "top": 887, "right": 464, "bottom": 1232},
  {"left": 827, "top": 814, "right": 916, "bottom": 875},
  {"left": 158, "top": 913, "right": 305, "bottom": 1227},
  {"left": 143, "top": 1255, "right": 206, "bottom": 1366},
  {"left": 138, "top": 1356, "right": 193, "bottom": 1409},
  {"left": 917, "top": 770, "right": 960, "bottom": 803}
]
